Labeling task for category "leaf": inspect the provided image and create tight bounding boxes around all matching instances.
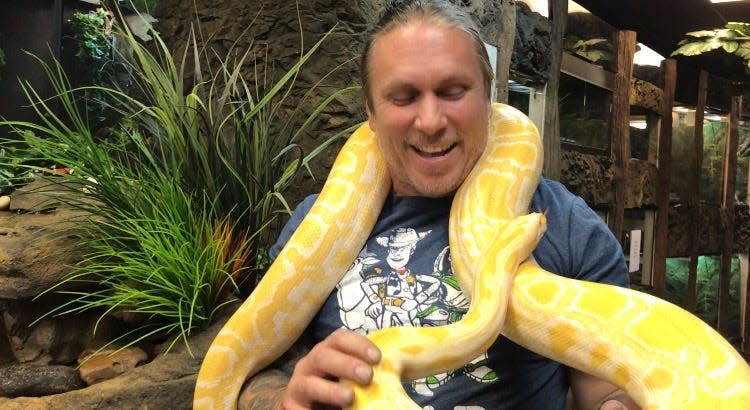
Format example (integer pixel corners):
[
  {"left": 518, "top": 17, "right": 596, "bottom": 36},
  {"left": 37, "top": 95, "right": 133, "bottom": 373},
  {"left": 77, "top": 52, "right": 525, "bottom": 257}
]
[
  {"left": 716, "top": 29, "right": 738, "bottom": 39},
  {"left": 575, "top": 48, "right": 613, "bottom": 63},
  {"left": 581, "top": 38, "right": 609, "bottom": 46},
  {"left": 735, "top": 42, "right": 750, "bottom": 60},
  {"left": 671, "top": 40, "right": 723, "bottom": 57},
  {"left": 727, "top": 22, "right": 750, "bottom": 34},
  {"left": 685, "top": 29, "right": 720, "bottom": 38},
  {"left": 723, "top": 41, "right": 740, "bottom": 53}
]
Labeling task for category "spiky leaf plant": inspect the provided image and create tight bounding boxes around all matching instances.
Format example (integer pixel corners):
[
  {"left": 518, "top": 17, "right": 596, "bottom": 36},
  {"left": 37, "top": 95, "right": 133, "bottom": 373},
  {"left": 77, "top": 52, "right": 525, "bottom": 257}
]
[{"left": 1, "top": 4, "right": 358, "bottom": 353}]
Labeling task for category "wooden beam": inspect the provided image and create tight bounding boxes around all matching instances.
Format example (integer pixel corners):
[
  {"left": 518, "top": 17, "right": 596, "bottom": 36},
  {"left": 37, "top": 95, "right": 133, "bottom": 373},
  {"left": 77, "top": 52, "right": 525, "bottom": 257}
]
[
  {"left": 542, "top": 0, "right": 567, "bottom": 181},
  {"left": 718, "top": 95, "right": 741, "bottom": 335},
  {"left": 652, "top": 58, "right": 676, "bottom": 298},
  {"left": 491, "top": 1, "right": 516, "bottom": 104},
  {"left": 743, "top": 254, "right": 750, "bottom": 354},
  {"left": 687, "top": 70, "right": 708, "bottom": 312},
  {"left": 608, "top": 30, "right": 636, "bottom": 244}
]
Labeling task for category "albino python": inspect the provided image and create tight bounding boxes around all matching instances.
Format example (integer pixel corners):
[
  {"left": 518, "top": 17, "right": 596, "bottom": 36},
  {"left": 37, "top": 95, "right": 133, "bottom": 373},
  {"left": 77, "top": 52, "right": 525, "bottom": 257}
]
[{"left": 195, "top": 103, "right": 750, "bottom": 409}]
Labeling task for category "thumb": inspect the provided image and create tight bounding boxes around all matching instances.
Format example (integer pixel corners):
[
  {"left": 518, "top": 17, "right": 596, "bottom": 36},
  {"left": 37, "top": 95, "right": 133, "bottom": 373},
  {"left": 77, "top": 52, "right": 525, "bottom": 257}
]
[{"left": 599, "top": 399, "right": 628, "bottom": 410}]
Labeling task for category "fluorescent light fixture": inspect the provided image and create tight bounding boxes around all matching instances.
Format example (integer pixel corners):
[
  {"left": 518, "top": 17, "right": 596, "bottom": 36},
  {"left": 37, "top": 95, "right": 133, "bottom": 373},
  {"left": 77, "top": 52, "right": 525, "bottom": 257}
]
[
  {"left": 630, "top": 120, "right": 648, "bottom": 130},
  {"left": 634, "top": 43, "right": 665, "bottom": 67}
]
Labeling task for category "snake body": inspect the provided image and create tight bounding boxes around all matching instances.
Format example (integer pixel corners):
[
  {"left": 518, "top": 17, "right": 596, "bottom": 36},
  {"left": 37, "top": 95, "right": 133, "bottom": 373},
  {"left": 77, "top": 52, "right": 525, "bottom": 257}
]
[{"left": 195, "top": 103, "right": 750, "bottom": 409}]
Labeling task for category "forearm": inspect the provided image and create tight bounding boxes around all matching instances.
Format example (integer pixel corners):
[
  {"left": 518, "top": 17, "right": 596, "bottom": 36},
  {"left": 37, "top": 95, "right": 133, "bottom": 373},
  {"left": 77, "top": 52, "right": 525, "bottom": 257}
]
[
  {"left": 238, "top": 369, "right": 288, "bottom": 410},
  {"left": 238, "top": 333, "right": 312, "bottom": 409}
]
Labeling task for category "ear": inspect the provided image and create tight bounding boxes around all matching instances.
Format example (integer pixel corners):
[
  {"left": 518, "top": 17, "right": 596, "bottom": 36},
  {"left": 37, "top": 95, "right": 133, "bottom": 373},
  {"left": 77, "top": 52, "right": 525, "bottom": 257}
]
[{"left": 365, "top": 100, "right": 377, "bottom": 132}]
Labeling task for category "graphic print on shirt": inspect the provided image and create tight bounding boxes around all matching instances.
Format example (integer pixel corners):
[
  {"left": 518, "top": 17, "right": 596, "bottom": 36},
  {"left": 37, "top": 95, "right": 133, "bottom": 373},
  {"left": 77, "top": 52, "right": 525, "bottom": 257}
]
[{"left": 336, "top": 229, "right": 498, "bottom": 403}]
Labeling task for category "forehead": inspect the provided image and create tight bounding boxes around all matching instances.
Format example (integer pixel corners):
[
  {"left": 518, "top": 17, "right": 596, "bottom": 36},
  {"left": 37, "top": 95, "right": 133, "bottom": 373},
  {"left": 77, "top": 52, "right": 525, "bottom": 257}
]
[{"left": 368, "top": 20, "right": 481, "bottom": 86}]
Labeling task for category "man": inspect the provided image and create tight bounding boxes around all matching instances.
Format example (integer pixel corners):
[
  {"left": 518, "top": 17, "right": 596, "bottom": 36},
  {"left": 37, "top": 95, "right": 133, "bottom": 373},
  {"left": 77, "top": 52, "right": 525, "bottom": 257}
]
[{"left": 240, "top": 1, "right": 639, "bottom": 409}]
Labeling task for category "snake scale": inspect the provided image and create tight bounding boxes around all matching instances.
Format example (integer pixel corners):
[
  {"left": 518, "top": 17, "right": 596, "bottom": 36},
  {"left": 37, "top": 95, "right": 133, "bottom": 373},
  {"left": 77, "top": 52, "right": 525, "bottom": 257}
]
[{"left": 195, "top": 103, "right": 750, "bottom": 409}]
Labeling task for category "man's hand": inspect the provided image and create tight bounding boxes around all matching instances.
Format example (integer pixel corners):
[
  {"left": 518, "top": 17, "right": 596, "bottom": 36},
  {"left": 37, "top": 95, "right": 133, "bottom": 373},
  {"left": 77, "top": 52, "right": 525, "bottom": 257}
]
[
  {"left": 568, "top": 368, "right": 641, "bottom": 410},
  {"left": 598, "top": 396, "right": 630, "bottom": 410},
  {"left": 280, "top": 328, "right": 381, "bottom": 410}
]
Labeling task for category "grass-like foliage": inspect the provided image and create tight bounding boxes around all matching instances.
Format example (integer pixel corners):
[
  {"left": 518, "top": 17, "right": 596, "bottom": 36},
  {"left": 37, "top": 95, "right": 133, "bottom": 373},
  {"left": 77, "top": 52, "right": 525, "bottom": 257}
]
[{"left": 0, "top": 3, "right": 358, "bottom": 353}]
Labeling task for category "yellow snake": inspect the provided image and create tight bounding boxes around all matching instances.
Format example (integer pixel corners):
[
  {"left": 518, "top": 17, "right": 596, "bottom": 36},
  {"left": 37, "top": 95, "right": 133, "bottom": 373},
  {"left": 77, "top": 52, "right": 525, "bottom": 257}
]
[{"left": 195, "top": 103, "right": 750, "bottom": 409}]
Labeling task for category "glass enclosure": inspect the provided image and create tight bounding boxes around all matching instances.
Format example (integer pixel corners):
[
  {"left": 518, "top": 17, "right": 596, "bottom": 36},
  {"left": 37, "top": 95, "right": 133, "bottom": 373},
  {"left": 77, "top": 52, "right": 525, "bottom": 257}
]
[
  {"left": 665, "top": 255, "right": 743, "bottom": 344},
  {"left": 628, "top": 107, "right": 658, "bottom": 161},
  {"left": 702, "top": 113, "right": 729, "bottom": 205},
  {"left": 508, "top": 80, "right": 534, "bottom": 115},
  {"left": 670, "top": 108, "right": 699, "bottom": 203},
  {"left": 559, "top": 72, "right": 611, "bottom": 151},
  {"left": 735, "top": 120, "right": 750, "bottom": 204},
  {"left": 669, "top": 107, "right": 732, "bottom": 205}
]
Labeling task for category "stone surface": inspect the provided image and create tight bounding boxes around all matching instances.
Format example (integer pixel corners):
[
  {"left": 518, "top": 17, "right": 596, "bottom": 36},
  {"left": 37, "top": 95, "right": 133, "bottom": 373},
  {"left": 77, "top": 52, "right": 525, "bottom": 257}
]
[
  {"left": 0, "top": 208, "right": 91, "bottom": 299},
  {"left": 7, "top": 178, "right": 86, "bottom": 213},
  {"left": 630, "top": 77, "right": 662, "bottom": 113},
  {"left": 0, "top": 292, "right": 127, "bottom": 366},
  {"left": 511, "top": 2, "right": 552, "bottom": 81},
  {"left": 0, "top": 364, "right": 85, "bottom": 398},
  {"left": 0, "top": 183, "right": 123, "bottom": 366},
  {"left": 78, "top": 347, "right": 149, "bottom": 386},
  {"left": 560, "top": 150, "right": 613, "bottom": 207},
  {"left": 667, "top": 204, "right": 750, "bottom": 257},
  {"left": 626, "top": 158, "right": 657, "bottom": 208},
  {"left": 0, "top": 302, "right": 237, "bottom": 409}
]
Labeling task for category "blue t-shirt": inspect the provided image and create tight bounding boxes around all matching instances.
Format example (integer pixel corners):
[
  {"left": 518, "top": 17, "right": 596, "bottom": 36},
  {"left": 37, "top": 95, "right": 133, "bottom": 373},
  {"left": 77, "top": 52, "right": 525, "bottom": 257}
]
[{"left": 269, "top": 178, "right": 629, "bottom": 410}]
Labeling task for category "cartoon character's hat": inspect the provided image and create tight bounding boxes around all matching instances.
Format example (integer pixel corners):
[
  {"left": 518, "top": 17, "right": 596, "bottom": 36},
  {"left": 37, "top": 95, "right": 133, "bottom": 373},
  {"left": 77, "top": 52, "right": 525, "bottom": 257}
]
[{"left": 388, "top": 228, "right": 421, "bottom": 247}]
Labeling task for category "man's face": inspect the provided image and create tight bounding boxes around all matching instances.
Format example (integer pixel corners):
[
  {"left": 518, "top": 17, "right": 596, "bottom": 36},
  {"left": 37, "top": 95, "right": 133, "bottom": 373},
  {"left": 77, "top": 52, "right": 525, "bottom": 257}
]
[{"left": 365, "top": 20, "right": 491, "bottom": 197}]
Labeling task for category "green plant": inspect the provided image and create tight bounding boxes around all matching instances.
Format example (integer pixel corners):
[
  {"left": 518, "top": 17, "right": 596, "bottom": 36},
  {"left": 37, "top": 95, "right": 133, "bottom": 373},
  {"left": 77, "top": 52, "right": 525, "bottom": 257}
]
[
  {"left": 0, "top": 145, "right": 41, "bottom": 195},
  {"left": 70, "top": 8, "right": 114, "bottom": 78},
  {"left": 68, "top": 8, "right": 121, "bottom": 127},
  {"left": 563, "top": 36, "right": 614, "bottom": 64},
  {"left": 672, "top": 22, "right": 750, "bottom": 71},
  {"left": 2, "top": 3, "right": 358, "bottom": 352},
  {"left": 0, "top": 148, "right": 14, "bottom": 194}
]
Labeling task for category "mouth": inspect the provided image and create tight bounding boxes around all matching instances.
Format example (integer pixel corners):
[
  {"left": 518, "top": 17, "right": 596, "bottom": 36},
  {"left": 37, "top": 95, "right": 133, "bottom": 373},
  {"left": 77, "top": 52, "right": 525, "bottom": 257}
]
[{"left": 412, "top": 143, "right": 456, "bottom": 158}]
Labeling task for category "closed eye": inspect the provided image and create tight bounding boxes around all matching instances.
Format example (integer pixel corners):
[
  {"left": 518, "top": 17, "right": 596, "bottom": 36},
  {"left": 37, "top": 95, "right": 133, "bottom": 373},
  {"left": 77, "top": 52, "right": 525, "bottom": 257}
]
[
  {"left": 437, "top": 86, "right": 467, "bottom": 100},
  {"left": 389, "top": 92, "right": 418, "bottom": 106}
]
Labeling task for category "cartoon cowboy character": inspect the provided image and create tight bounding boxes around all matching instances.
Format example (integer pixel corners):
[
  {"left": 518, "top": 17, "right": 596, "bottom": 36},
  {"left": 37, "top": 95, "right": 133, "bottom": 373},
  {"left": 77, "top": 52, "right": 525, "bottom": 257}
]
[{"left": 361, "top": 227, "right": 442, "bottom": 328}]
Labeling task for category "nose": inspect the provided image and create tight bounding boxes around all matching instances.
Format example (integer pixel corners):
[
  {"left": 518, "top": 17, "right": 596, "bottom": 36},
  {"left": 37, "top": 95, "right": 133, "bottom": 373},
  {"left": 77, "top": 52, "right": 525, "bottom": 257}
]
[{"left": 414, "top": 95, "right": 447, "bottom": 137}]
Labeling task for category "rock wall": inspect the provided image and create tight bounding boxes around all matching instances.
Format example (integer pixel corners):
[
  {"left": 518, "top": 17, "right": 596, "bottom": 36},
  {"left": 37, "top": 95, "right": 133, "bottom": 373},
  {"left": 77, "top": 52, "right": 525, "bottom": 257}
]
[
  {"left": 511, "top": 2, "right": 551, "bottom": 81},
  {"left": 668, "top": 204, "right": 750, "bottom": 257},
  {"left": 560, "top": 150, "right": 613, "bottom": 206}
]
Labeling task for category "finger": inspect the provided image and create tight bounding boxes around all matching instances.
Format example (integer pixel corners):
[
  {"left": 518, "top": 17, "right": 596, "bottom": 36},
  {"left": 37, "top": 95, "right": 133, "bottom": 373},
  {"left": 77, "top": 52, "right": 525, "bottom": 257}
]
[
  {"left": 326, "top": 328, "right": 381, "bottom": 364},
  {"left": 598, "top": 400, "right": 627, "bottom": 410},
  {"left": 298, "top": 344, "right": 373, "bottom": 385},
  {"left": 285, "top": 372, "right": 354, "bottom": 409}
]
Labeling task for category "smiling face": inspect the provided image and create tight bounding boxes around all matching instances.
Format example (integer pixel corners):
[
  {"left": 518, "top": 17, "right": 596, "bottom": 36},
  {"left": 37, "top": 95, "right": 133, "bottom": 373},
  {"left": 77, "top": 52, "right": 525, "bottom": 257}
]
[{"left": 365, "top": 20, "right": 491, "bottom": 197}]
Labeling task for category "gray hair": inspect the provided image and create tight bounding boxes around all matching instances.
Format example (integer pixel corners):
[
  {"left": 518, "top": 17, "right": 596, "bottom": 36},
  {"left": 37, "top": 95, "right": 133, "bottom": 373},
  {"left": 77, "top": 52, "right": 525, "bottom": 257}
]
[{"left": 361, "top": 0, "right": 494, "bottom": 108}]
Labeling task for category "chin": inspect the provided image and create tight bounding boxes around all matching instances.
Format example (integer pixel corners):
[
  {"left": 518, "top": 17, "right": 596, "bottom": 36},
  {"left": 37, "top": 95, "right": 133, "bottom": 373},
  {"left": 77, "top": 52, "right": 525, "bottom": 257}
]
[{"left": 414, "top": 179, "right": 461, "bottom": 198}]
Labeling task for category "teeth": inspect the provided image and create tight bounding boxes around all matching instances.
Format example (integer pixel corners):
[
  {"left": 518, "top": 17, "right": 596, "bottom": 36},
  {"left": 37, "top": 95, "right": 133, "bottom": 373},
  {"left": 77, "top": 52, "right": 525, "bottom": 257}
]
[{"left": 415, "top": 144, "right": 452, "bottom": 154}]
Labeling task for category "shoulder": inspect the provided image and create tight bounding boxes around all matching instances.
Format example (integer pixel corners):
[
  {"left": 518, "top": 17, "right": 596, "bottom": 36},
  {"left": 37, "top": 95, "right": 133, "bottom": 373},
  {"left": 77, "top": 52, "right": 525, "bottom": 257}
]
[
  {"left": 268, "top": 194, "right": 319, "bottom": 260},
  {"left": 530, "top": 178, "right": 593, "bottom": 225},
  {"left": 530, "top": 179, "right": 628, "bottom": 285},
  {"left": 531, "top": 178, "right": 579, "bottom": 212}
]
